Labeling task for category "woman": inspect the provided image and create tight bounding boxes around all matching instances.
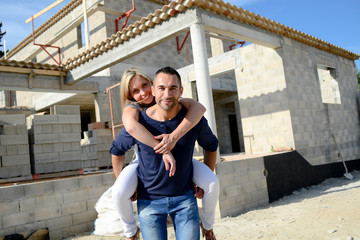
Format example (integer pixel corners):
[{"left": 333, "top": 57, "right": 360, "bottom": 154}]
[{"left": 112, "top": 68, "right": 219, "bottom": 240}]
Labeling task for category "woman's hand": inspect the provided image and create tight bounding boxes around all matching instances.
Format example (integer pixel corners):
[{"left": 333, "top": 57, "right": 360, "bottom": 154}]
[
  {"left": 162, "top": 152, "right": 176, "bottom": 177},
  {"left": 154, "top": 133, "right": 178, "bottom": 154}
]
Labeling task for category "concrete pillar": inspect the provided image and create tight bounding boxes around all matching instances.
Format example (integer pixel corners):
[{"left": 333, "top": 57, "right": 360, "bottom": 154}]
[
  {"left": 190, "top": 23, "right": 220, "bottom": 163},
  {"left": 190, "top": 23, "right": 217, "bottom": 136}
]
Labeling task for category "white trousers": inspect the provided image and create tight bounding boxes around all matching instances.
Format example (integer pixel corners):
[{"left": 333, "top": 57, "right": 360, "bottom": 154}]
[{"left": 112, "top": 158, "right": 219, "bottom": 237}]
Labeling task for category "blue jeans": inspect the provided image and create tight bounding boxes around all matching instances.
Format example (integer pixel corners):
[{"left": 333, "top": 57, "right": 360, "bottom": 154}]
[{"left": 137, "top": 190, "right": 200, "bottom": 240}]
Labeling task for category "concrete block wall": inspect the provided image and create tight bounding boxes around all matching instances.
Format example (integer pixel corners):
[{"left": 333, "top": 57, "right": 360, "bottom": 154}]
[
  {"left": 81, "top": 127, "right": 134, "bottom": 169},
  {"left": 27, "top": 106, "right": 82, "bottom": 174},
  {"left": 282, "top": 37, "right": 360, "bottom": 165},
  {"left": 216, "top": 157, "right": 268, "bottom": 218},
  {"left": 0, "top": 172, "right": 115, "bottom": 240},
  {"left": 81, "top": 128, "right": 114, "bottom": 169},
  {"left": 236, "top": 44, "right": 295, "bottom": 154},
  {"left": 0, "top": 114, "right": 31, "bottom": 179}
]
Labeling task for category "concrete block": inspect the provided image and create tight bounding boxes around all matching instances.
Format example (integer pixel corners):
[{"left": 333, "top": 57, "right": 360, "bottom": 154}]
[
  {"left": 6, "top": 145, "right": 18, "bottom": 156},
  {"left": 19, "top": 198, "right": 35, "bottom": 212},
  {"left": 62, "top": 201, "right": 87, "bottom": 215},
  {"left": 24, "top": 181, "right": 54, "bottom": 197},
  {"left": 0, "top": 114, "right": 26, "bottom": 125},
  {"left": 53, "top": 178, "right": 80, "bottom": 192},
  {"left": 59, "top": 133, "right": 81, "bottom": 143},
  {"left": 52, "top": 124, "right": 63, "bottom": 133},
  {"left": 34, "top": 205, "right": 61, "bottom": 221},
  {"left": 1, "top": 124, "right": 16, "bottom": 135},
  {"left": 16, "top": 125, "right": 27, "bottom": 134},
  {"left": 0, "top": 135, "right": 28, "bottom": 145},
  {"left": 2, "top": 155, "right": 30, "bottom": 167},
  {"left": 18, "top": 144, "right": 29, "bottom": 155},
  {"left": 2, "top": 211, "right": 34, "bottom": 228},
  {"left": 35, "top": 194, "right": 63, "bottom": 208},
  {"left": 19, "top": 164, "right": 31, "bottom": 176},
  {"left": 63, "top": 142, "right": 80, "bottom": 152},
  {"left": 53, "top": 105, "right": 80, "bottom": 114},
  {"left": 33, "top": 153, "right": 59, "bottom": 163},
  {"left": 62, "top": 189, "right": 87, "bottom": 204},
  {"left": 47, "top": 215, "right": 72, "bottom": 231},
  {"left": 33, "top": 134, "right": 59, "bottom": 144},
  {"left": 0, "top": 201, "right": 19, "bottom": 216},
  {"left": 32, "top": 115, "right": 59, "bottom": 125},
  {"left": 57, "top": 114, "right": 81, "bottom": 124},
  {"left": 79, "top": 174, "right": 103, "bottom": 188},
  {"left": 72, "top": 210, "right": 97, "bottom": 225},
  {"left": 59, "top": 151, "right": 81, "bottom": 161},
  {"left": 0, "top": 145, "right": 7, "bottom": 156}
]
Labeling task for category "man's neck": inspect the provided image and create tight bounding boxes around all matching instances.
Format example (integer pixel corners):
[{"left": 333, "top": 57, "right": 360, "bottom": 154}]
[{"left": 146, "top": 103, "right": 182, "bottom": 121}]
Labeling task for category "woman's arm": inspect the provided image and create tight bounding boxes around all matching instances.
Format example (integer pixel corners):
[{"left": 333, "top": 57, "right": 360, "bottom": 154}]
[
  {"left": 122, "top": 106, "right": 160, "bottom": 148},
  {"left": 154, "top": 98, "right": 206, "bottom": 153},
  {"left": 122, "top": 106, "right": 176, "bottom": 176}
]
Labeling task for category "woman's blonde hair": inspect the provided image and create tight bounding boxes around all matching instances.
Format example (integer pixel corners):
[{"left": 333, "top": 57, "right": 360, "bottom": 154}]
[{"left": 120, "top": 68, "right": 153, "bottom": 110}]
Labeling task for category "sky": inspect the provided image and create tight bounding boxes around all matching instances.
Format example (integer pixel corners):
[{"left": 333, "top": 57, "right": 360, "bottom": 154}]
[{"left": 0, "top": 0, "right": 359, "bottom": 68}]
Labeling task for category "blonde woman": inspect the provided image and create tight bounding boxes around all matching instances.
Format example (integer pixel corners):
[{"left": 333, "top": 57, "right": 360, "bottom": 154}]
[{"left": 112, "top": 68, "right": 219, "bottom": 240}]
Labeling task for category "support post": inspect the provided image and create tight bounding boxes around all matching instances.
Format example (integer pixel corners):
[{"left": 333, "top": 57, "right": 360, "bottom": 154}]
[
  {"left": 83, "top": 0, "right": 90, "bottom": 50},
  {"left": 190, "top": 23, "right": 220, "bottom": 163}
]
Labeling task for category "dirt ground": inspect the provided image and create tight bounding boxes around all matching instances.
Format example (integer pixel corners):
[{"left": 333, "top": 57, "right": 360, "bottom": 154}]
[{"left": 67, "top": 170, "right": 360, "bottom": 240}]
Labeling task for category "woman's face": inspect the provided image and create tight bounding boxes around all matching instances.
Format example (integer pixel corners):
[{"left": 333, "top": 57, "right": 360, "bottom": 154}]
[{"left": 129, "top": 75, "right": 154, "bottom": 105}]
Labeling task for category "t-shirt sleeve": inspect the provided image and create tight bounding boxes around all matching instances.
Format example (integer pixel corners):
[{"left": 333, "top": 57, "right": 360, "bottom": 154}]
[
  {"left": 110, "top": 127, "right": 136, "bottom": 156},
  {"left": 197, "top": 117, "right": 218, "bottom": 152}
]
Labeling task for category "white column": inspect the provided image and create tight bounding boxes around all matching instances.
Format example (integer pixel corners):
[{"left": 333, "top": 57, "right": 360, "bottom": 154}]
[
  {"left": 190, "top": 23, "right": 217, "bottom": 136},
  {"left": 83, "top": 0, "right": 90, "bottom": 50},
  {"left": 190, "top": 23, "right": 220, "bottom": 163}
]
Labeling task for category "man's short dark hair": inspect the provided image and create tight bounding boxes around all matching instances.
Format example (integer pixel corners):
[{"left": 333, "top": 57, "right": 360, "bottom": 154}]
[{"left": 154, "top": 66, "right": 182, "bottom": 87}]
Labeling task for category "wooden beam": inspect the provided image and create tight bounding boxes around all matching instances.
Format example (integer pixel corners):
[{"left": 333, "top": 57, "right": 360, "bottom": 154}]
[{"left": 25, "top": 0, "right": 65, "bottom": 24}]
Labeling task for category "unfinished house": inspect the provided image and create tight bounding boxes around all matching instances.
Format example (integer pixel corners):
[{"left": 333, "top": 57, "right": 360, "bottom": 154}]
[{"left": 0, "top": 0, "right": 359, "bottom": 238}]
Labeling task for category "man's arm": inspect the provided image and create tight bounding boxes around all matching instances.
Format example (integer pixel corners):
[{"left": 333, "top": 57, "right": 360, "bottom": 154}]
[
  {"left": 112, "top": 154, "right": 126, "bottom": 179},
  {"left": 203, "top": 149, "right": 217, "bottom": 172}
]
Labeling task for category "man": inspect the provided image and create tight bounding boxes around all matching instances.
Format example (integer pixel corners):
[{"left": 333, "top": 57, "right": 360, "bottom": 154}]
[{"left": 111, "top": 66, "right": 218, "bottom": 240}]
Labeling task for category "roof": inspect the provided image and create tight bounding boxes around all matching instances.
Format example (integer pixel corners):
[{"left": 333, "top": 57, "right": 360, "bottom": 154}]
[
  {"left": 5, "top": 0, "right": 360, "bottom": 72},
  {"left": 0, "top": 58, "right": 63, "bottom": 71}
]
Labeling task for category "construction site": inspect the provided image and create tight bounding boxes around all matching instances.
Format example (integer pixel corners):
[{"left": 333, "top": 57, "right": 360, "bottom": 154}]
[{"left": 0, "top": 0, "right": 360, "bottom": 239}]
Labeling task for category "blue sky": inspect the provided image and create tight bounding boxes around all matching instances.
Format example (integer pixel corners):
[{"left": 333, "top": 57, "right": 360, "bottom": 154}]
[{"left": 1, "top": 0, "right": 359, "bottom": 68}]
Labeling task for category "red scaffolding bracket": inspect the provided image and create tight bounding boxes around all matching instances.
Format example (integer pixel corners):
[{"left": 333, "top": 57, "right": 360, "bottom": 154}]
[
  {"left": 115, "top": 0, "right": 136, "bottom": 32},
  {"left": 230, "top": 41, "right": 246, "bottom": 50},
  {"left": 31, "top": 17, "right": 61, "bottom": 66},
  {"left": 176, "top": 31, "right": 190, "bottom": 54}
]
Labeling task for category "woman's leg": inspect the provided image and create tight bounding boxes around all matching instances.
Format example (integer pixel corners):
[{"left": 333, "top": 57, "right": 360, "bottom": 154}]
[
  {"left": 112, "top": 161, "right": 138, "bottom": 237},
  {"left": 192, "top": 158, "right": 220, "bottom": 230}
]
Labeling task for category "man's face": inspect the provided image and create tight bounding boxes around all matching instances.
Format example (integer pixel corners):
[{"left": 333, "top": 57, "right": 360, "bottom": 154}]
[{"left": 152, "top": 72, "right": 183, "bottom": 111}]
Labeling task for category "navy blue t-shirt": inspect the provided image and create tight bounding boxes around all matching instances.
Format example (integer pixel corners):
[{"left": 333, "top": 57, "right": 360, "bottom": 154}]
[{"left": 110, "top": 105, "right": 218, "bottom": 200}]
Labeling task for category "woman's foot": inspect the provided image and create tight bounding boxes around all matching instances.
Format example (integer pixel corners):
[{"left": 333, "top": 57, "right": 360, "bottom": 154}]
[
  {"left": 128, "top": 227, "right": 140, "bottom": 240},
  {"left": 200, "top": 222, "right": 216, "bottom": 240}
]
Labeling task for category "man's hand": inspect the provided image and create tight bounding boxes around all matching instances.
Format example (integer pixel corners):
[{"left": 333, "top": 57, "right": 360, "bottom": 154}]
[
  {"left": 162, "top": 152, "right": 176, "bottom": 177},
  {"left": 154, "top": 133, "right": 177, "bottom": 154},
  {"left": 193, "top": 184, "right": 204, "bottom": 199},
  {"left": 130, "top": 188, "right": 138, "bottom": 201}
]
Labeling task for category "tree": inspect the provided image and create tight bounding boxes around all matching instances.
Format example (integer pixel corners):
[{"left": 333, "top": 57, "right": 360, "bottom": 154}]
[
  {"left": 0, "top": 22, "right": 6, "bottom": 58},
  {"left": 358, "top": 68, "right": 360, "bottom": 89}
]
